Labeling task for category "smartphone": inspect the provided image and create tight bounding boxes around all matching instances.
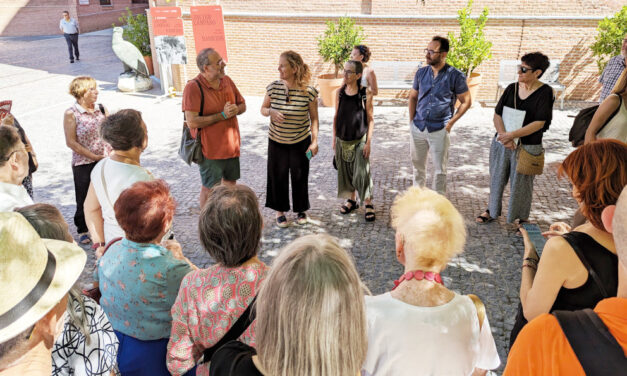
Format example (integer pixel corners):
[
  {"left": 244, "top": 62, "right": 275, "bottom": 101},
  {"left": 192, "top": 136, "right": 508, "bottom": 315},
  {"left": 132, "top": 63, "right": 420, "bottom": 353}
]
[
  {"left": 521, "top": 223, "right": 546, "bottom": 255},
  {"left": 305, "top": 150, "right": 313, "bottom": 160}
]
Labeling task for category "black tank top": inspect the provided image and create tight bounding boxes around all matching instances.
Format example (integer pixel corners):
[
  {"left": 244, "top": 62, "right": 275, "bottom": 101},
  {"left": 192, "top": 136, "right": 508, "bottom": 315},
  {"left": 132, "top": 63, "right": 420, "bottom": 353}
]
[
  {"left": 552, "top": 231, "right": 618, "bottom": 311},
  {"left": 336, "top": 86, "right": 368, "bottom": 141}
]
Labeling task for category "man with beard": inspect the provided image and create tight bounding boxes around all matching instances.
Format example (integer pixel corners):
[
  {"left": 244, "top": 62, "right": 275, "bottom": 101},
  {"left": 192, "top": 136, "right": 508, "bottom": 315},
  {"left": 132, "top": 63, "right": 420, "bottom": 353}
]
[
  {"left": 182, "top": 48, "right": 246, "bottom": 207},
  {"left": 408, "top": 36, "right": 471, "bottom": 195},
  {"left": 598, "top": 32, "right": 627, "bottom": 102}
]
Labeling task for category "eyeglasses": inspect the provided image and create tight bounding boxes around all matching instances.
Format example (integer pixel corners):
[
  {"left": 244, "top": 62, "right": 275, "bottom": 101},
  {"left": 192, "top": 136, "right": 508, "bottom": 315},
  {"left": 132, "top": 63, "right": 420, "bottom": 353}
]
[
  {"left": 518, "top": 65, "right": 536, "bottom": 74},
  {"left": 344, "top": 70, "right": 356, "bottom": 75},
  {"left": 0, "top": 148, "right": 26, "bottom": 162},
  {"left": 424, "top": 49, "right": 441, "bottom": 55}
]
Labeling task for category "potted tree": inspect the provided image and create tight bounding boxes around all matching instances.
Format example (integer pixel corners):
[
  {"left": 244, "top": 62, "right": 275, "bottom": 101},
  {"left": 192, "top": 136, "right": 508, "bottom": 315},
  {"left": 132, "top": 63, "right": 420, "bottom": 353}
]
[
  {"left": 446, "top": 0, "right": 492, "bottom": 103},
  {"left": 317, "top": 17, "right": 365, "bottom": 106},
  {"left": 116, "top": 8, "right": 153, "bottom": 75},
  {"left": 591, "top": 5, "right": 627, "bottom": 74}
]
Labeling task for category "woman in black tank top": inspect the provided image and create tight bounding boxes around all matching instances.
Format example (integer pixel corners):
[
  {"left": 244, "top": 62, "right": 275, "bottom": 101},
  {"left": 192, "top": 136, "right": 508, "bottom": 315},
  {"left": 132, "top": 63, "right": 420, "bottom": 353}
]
[
  {"left": 332, "top": 60, "right": 375, "bottom": 222},
  {"left": 510, "top": 140, "right": 626, "bottom": 347}
]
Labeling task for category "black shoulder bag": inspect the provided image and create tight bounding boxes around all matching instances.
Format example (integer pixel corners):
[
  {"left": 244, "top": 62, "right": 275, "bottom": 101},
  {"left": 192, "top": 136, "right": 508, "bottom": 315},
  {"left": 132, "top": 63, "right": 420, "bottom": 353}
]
[{"left": 179, "top": 80, "right": 204, "bottom": 165}]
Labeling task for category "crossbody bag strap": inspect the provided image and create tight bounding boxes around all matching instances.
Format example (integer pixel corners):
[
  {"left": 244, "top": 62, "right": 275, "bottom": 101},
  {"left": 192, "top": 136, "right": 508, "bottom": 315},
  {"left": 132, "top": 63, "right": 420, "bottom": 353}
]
[
  {"left": 561, "top": 232, "right": 610, "bottom": 298},
  {"left": 554, "top": 309, "right": 627, "bottom": 375},
  {"left": 468, "top": 294, "right": 486, "bottom": 331},
  {"left": 196, "top": 80, "right": 204, "bottom": 116},
  {"left": 202, "top": 296, "right": 257, "bottom": 364},
  {"left": 598, "top": 94, "right": 623, "bottom": 134},
  {"left": 99, "top": 159, "right": 114, "bottom": 209}
]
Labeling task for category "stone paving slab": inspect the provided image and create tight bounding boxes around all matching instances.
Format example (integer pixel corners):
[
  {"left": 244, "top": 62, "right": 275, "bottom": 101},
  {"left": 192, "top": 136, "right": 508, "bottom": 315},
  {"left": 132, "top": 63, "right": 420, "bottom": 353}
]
[{"left": 0, "top": 31, "right": 586, "bottom": 374}]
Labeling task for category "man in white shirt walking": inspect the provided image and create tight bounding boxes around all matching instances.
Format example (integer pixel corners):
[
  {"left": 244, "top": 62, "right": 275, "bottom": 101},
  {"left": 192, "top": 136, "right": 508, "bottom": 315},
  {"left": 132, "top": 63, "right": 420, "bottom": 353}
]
[{"left": 59, "top": 11, "right": 80, "bottom": 63}]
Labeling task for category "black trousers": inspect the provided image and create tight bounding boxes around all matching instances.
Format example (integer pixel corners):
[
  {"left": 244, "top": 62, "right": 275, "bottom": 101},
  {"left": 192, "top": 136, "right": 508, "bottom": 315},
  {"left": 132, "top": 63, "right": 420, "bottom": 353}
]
[
  {"left": 265, "top": 137, "right": 311, "bottom": 213},
  {"left": 72, "top": 162, "right": 96, "bottom": 234},
  {"left": 64, "top": 33, "right": 79, "bottom": 60}
]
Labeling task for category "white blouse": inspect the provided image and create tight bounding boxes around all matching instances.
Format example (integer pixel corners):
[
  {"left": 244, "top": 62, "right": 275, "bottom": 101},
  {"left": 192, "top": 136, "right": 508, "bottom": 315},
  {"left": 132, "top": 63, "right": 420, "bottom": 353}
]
[{"left": 362, "top": 292, "right": 500, "bottom": 376}]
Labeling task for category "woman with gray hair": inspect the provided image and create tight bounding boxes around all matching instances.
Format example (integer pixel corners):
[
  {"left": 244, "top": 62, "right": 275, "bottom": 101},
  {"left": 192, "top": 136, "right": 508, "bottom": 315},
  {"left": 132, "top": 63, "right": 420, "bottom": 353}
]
[
  {"left": 209, "top": 234, "right": 367, "bottom": 376},
  {"left": 16, "top": 203, "right": 119, "bottom": 376},
  {"left": 363, "top": 187, "right": 500, "bottom": 376},
  {"left": 84, "top": 109, "right": 153, "bottom": 256}
]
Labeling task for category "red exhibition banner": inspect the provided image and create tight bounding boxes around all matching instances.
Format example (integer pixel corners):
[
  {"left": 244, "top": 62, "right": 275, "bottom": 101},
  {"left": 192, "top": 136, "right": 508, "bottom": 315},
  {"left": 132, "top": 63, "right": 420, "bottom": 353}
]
[
  {"left": 190, "top": 6, "right": 228, "bottom": 61},
  {"left": 152, "top": 7, "right": 183, "bottom": 36}
]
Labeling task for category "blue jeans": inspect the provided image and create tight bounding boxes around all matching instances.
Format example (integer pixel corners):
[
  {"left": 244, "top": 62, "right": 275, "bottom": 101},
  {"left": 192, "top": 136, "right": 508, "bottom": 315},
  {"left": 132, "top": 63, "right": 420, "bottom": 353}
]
[{"left": 63, "top": 33, "right": 79, "bottom": 60}]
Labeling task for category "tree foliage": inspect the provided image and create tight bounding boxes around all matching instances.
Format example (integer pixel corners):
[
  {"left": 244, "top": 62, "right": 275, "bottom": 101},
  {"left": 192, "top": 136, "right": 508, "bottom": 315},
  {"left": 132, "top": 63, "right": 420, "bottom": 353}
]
[
  {"left": 317, "top": 17, "right": 365, "bottom": 77},
  {"left": 591, "top": 6, "right": 627, "bottom": 74},
  {"left": 116, "top": 8, "right": 151, "bottom": 56},
  {"left": 446, "top": 0, "right": 492, "bottom": 76}
]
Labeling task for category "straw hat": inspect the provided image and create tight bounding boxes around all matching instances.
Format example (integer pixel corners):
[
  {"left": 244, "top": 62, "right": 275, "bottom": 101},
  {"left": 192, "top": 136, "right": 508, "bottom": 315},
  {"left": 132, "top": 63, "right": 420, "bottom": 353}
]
[{"left": 0, "top": 212, "right": 86, "bottom": 343}]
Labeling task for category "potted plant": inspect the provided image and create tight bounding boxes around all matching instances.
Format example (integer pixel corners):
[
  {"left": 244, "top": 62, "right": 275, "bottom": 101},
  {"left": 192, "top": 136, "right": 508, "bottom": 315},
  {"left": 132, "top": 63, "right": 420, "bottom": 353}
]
[
  {"left": 591, "top": 5, "right": 627, "bottom": 74},
  {"left": 446, "top": 0, "right": 492, "bottom": 103},
  {"left": 116, "top": 8, "right": 153, "bottom": 75},
  {"left": 317, "top": 17, "right": 365, "bottom": 106}
]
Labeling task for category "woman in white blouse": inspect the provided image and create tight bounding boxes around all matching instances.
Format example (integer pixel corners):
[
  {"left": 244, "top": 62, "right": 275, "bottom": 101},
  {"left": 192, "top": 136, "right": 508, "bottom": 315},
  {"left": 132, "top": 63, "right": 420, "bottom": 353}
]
[
  {"left": 362, "top": 187, "right": 500, "bottom": 376},
  {"left": 350, "top": 45, "right": 378, "bottom": 96}
]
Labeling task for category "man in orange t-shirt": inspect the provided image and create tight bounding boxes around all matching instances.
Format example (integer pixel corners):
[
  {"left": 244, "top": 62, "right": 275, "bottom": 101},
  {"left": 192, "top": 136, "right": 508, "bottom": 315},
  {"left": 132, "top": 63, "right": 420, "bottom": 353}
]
[
  {"left": 504, "top": 186, "right": 627, "bottom": 375},
  {"left": 183, "top": 48, "right": 246, "bottom": 207}
]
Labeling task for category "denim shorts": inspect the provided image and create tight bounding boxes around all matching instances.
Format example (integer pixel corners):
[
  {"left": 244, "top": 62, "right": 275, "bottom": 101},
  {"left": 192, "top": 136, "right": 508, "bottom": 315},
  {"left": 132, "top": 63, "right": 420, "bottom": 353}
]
[{"left": 198, "top": 156, "right": 240, "bottom": 188}]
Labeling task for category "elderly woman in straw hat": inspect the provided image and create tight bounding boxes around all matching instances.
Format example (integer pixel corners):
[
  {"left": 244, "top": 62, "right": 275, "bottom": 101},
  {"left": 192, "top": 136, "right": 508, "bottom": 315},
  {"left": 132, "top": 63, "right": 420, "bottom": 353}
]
[
  {"left": 209, "top": 234, "right": 368, "bottom": 376},
  {"left": 0, "top": 212, "right": 86, "bottom": 374},
  {"left": 362, "top": 187, "right": 500, "bottom": 376}
]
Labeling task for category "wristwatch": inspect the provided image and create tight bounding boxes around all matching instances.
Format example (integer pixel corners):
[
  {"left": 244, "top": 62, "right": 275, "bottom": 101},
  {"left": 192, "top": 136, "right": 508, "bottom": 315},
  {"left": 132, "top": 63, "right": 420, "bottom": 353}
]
[{"left": 91, "top": 242, "right": 105, "bottom": 250}]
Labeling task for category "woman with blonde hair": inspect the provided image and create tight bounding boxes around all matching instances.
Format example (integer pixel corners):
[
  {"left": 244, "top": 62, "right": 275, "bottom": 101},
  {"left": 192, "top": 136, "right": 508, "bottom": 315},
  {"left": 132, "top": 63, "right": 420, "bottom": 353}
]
[
  {"left": 585, "top": 65, "right": 627, "bottom": 144},
  {"left": 261, "top": 50, "right": 319, "bottom": 228},
  {"left": 63, "top": 76, "right": 111, "bottom": 245},
  {"left": 363, "top": 187, "right": 500, "bottom": 376},
  {"left": 209, "top": 234, "right": 368, "bottom": 376}
]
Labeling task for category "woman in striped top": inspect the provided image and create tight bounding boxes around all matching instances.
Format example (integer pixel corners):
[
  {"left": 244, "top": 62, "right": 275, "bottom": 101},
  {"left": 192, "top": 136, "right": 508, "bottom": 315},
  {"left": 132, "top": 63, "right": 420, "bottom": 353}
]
[{"left": 261, "top": 50, "right": 319, "bottom": 228}]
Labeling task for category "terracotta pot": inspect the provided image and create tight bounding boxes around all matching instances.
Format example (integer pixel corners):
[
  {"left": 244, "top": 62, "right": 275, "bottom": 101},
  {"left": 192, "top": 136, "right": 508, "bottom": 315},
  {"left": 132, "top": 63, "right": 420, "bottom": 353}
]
[
  {"left": 317, "top": 73, "right": 343, "bottom": 107},
  {"left": 143, "top": 55, "right": 154, "bottom": 76},
  {"left": 466, "top": 72, "right": 482, "bottom": 102}
]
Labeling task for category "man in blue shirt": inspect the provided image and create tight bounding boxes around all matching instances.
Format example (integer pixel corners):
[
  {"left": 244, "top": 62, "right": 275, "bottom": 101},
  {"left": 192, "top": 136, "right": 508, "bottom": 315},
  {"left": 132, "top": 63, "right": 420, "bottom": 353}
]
[
  {"left": 59, "top": 11, "right": 80, "bottom": 63},
  {"left": 408, "top": 36, "right": 471, "bottom": 195}
]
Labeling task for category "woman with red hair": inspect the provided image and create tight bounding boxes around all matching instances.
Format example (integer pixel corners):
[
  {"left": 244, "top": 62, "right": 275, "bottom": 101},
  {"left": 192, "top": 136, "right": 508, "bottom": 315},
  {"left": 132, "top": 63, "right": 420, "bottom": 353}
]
[
  {"left": 96, "top": 179, "right": 196, "bottom": 376},
  {"left": 510, "top": 139, "right": 627, "bottom": 346}
]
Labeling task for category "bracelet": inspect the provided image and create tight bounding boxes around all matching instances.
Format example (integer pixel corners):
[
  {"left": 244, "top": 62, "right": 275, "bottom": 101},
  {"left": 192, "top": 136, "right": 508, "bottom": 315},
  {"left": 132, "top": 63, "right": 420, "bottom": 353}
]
[
  {"left": 524, "top": 257, "right": 539, "bottom": 265},
  {"left": 220, "top": 111, "right": 227, "bottom": 120},
  {"left": 91, "top": 242, "right": 105, "bottom": 250},
  {"left": 522, "top": 263, "right": 537, "bottom": 271}
]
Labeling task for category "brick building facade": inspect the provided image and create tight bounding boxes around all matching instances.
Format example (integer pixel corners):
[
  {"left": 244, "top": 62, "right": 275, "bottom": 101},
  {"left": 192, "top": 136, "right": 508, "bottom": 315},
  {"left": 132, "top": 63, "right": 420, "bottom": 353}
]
[
  {"left": 0, "top": 0, "right": 148, "bottom": 37},
  {"left": 148, "top": 0, "right": 623, "bottom": 102}
]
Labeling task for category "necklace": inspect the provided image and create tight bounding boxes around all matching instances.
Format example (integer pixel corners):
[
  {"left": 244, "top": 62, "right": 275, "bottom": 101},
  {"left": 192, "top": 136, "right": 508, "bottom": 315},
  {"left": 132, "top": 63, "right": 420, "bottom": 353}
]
[
  {"left": 110, "top": 152, "right": 139, "bottom": 166},
  {"left": 392, "top": 270, "right": 443, "bottom": 290}
]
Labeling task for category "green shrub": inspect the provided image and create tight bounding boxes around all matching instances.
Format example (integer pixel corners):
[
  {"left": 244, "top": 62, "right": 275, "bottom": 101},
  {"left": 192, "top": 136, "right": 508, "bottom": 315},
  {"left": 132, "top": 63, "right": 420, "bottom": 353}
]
[
  {"left": 591, "top": 6, "right": 627, "bottom": 74},
  {"left": 317, "top": 17, "right": 365, "bottom": 77},
  {"left": 446, "top": 0, "right": 492, "bottom": 76},
  {"left": 115, "top": 8, "right": 151, "bottom": 56}
]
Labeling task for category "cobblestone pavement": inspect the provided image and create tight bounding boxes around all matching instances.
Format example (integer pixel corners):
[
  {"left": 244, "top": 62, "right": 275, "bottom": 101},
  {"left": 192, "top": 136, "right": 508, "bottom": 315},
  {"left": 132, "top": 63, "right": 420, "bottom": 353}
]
[{"left": 1, "top": 30, "right": 587, "bottom": 373}]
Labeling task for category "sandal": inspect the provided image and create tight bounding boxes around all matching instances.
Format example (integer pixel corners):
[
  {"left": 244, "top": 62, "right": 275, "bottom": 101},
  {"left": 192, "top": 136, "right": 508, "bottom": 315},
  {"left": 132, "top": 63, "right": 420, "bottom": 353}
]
[
  {"left": 365, "top": 204, "right": 376, "bottom": 222},
  {"left": 476, "top": 210, "right": 495, "bottom": 224},
  {"left": 276, "top": 215, "right": 288, "bottom": 228},
  {"left": 78, "top": 233, "right": 92, "bottom": 244},
  {"left": 340, "top": 199, "right": 359, "bottom": 214}
]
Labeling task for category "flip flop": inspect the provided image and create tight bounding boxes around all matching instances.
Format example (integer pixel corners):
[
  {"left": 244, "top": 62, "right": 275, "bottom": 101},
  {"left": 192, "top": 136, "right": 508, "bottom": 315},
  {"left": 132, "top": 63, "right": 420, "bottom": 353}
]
[
  {"left": 476, "top": 210, "right": 495, "bottom": 224},
  {"left": 78, "top": 233, "right": 91, "bottom": 244}
]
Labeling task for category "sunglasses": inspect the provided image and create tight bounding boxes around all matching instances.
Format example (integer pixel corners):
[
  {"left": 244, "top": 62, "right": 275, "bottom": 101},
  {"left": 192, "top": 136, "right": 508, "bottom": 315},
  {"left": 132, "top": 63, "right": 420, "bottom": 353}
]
[{"left": 518, "top": 65, "right": 536, "bottom": 74}]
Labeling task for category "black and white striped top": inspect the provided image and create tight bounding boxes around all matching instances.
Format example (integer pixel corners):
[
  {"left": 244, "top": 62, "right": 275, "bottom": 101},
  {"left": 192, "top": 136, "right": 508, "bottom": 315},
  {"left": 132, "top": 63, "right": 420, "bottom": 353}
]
[{"left": 266, "top": 81, "right": 318, "bottom": 144}]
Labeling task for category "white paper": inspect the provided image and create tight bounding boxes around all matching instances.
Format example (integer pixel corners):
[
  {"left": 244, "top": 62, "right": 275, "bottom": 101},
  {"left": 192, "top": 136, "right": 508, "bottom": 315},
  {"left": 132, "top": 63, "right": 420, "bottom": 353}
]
[{"left": 502, "top": 105, "right": 526, "bottom": 144}]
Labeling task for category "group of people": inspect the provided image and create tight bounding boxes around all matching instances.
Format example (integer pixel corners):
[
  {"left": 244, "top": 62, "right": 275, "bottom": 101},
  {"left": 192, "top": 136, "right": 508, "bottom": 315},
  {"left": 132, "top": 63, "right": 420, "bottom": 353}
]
[{"left": 0, "top": 31, "right": 626, "bottom": 376}]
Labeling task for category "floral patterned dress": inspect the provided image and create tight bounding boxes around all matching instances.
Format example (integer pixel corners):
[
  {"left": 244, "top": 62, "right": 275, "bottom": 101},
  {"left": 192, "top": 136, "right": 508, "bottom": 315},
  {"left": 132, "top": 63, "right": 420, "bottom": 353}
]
[{"left": 167, "top": 262, "right": 268, "bottom": 376}]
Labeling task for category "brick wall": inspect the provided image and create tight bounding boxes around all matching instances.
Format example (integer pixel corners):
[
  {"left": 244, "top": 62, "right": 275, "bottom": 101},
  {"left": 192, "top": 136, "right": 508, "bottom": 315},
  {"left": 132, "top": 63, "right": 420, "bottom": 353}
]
[
  {"left": 150, "top": 1, "right": 623, "bottom": 102},
  {"left": 0, "top": 0, "right": 148, "bottom": 37}
]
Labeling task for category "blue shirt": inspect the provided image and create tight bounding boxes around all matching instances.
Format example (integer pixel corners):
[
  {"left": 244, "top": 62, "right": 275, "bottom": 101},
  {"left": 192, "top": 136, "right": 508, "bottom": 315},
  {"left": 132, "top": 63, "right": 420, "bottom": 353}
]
[
  {"left": 59, "top": 18, "right": 79, "bottom": 34},
  {"left": 412, "top": 64, "right": 468, "bottom": 132},
  {"left": 96, "top": 238, "right": 192, "bottom": 340}
]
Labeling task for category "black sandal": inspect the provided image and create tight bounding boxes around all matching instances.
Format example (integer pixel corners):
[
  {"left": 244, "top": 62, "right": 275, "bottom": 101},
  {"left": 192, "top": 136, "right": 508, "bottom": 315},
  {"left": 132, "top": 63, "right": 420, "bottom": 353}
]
[
  {"left": 340, "top": 199, "right": 359, "bottom": 214},
  {"left": 365, "top": 204, "right": 375, "bottom": 222},
  {"left": 476, "top": 210, "right": 495, "bottom": 224}
]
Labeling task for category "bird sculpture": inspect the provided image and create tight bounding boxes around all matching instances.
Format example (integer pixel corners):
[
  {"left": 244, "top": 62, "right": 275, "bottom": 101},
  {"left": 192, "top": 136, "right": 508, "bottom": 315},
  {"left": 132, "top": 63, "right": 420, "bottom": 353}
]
[{"left": 112, "top": 27, "right": 150, "bottom": 77}]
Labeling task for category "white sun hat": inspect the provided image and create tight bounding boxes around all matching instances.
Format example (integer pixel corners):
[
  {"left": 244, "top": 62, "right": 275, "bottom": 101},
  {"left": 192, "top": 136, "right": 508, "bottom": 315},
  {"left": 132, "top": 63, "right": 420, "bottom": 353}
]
[{"left": 0, "top": 212, "right": 86, "bottom": 343}]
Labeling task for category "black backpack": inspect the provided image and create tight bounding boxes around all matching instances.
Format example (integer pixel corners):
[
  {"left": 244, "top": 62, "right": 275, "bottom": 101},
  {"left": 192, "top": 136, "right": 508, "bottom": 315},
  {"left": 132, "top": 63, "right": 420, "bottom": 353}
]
[
  {"left": 569, "top": 95, "right": 622, "bottom": 147},
  {"left": 553, "top": 308, "right": 627, "bottom": 375}
]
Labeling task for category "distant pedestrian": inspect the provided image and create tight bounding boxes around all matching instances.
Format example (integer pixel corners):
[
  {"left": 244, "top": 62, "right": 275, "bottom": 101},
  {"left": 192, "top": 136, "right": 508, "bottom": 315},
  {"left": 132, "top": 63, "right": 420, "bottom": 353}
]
[
  {"left": 60, "top": 11, "right": 80, "bottom": 64},
  {"left": 408, "top": 36, "right": 471, "bottom": 195},
  {"left": 351, "top": 45, "right": 379, "bottom": 96},
  {"left": 333, "top": 60, "right": 375, "bottom": 222},
  {"left": 598, "top": 32, "right": 627, "bottom": 102},
  {"left": 182, "top": 48, "right": 246, "bottom": 208}
]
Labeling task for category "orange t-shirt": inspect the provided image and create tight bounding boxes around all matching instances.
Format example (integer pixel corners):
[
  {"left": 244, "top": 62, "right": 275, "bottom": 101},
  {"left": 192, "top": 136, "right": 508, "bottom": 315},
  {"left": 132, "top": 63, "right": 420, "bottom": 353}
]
[
  {"left": 503, "top": 297, "right": 627, "bottom": 375},
  {"left": 182, "top": 74, "right": 245, "bottom": 160}
]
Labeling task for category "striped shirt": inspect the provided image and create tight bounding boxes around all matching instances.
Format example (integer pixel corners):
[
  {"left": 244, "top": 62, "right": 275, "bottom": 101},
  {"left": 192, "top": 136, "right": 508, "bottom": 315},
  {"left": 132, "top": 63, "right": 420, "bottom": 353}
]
[{"left": 266, "top": 81, "right": 318, "bottom": 144}]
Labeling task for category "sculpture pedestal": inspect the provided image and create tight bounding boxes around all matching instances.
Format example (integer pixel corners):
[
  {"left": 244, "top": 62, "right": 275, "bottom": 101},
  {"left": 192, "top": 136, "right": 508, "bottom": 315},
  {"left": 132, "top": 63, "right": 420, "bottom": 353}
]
[{"left": 117, "top": 72, "right": 153, "bottom": 92}]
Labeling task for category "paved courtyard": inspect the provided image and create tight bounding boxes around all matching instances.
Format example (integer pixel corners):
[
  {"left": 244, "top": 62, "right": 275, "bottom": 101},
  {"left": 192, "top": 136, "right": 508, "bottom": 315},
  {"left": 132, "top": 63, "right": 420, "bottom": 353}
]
[{"left": 1, "top": 30, "right": 586, "bottom": 373}]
